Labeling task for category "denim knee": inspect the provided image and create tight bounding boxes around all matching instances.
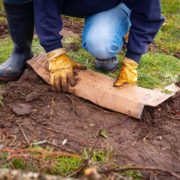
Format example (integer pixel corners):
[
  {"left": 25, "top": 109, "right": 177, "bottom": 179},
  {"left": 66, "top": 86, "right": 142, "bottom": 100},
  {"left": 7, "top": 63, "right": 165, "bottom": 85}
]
[
  {"left": 82, "top": 2, "right": 131, "bottom": 59},
  {"left": 83, "top": 33, "right": 123, "bottom": 59}
]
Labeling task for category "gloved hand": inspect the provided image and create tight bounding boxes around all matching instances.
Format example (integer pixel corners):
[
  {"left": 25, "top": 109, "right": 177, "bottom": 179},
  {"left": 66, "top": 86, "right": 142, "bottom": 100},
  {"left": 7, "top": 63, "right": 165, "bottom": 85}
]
[
  {"left": 47, "top": 48, "right": 87, "bottom": 92},
  {"left": 114, "top": 57, "right": 138, "bottom": 87}
]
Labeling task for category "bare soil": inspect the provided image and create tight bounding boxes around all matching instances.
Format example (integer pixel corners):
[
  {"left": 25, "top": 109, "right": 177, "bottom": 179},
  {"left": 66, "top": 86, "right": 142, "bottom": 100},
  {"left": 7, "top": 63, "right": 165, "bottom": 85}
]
[{"left": 0, "top": 68, "right": 180, "bottom": 177}]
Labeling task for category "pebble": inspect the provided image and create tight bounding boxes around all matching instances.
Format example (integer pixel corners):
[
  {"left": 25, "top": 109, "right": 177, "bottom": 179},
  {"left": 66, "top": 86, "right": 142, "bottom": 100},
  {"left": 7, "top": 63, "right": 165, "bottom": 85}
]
[
  {"left": 12, "top": 103, "right": 32, "bottom": 116},
  {"left": 25, "top": 92, "right": 40, "bottom": 102}
]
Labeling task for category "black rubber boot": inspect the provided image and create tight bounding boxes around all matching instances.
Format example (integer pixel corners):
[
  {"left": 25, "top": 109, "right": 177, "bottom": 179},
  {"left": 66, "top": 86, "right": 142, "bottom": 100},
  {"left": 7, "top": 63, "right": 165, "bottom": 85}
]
[
  {"left": 95, "top": 56, "right": 119, "bottom": 72},
  {"left": 0, "top": 1, "right": 34, "bottom": 82}
]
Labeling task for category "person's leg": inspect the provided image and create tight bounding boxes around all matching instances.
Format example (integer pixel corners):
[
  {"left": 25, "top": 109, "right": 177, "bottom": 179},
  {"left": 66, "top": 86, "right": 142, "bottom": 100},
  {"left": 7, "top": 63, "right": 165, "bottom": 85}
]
[
  {"left": 0, "top": 0, "right": 34, "bottom": 82},
  {"left": 82, "top": 3, "right": 131, "bottom": 72}
]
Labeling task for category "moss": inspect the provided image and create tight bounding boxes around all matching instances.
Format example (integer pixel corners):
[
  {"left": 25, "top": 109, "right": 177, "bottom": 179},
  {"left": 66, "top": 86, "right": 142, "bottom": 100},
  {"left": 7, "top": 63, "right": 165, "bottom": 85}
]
[{"left": 46, "top": 156, "right": 82, "bottom": 176}]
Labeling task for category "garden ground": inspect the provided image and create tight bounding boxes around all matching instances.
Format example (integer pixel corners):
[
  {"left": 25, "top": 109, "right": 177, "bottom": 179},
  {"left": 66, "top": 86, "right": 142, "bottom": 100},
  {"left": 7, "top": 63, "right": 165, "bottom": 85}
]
[{"left": 0, "top": 0, "right": 180, "bottom": 179}]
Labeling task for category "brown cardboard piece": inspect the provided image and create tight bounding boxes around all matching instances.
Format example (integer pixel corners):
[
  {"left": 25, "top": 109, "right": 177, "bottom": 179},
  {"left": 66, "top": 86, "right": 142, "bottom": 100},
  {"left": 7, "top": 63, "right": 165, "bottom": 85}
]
[{"left": 27, "top": 55, "right": 179, "bottom": 119}]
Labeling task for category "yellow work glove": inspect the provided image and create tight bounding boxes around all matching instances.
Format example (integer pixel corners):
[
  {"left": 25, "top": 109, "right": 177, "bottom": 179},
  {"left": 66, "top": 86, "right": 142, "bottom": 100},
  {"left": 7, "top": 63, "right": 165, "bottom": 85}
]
[
  {"left": 47, "top": 48, "right": 87, "bottom": 92},
  {"left": 114, "top": 58, "right": 138, "bottom": 87}
]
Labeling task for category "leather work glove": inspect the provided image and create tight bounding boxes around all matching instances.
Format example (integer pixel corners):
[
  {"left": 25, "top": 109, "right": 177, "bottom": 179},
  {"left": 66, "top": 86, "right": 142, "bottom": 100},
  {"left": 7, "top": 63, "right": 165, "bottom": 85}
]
[
  {"left": 114, "top": 57, "right": 138, "bottom": 87},
  {"left": 47, "top": 48, "right": 87, "bottom": 92}
]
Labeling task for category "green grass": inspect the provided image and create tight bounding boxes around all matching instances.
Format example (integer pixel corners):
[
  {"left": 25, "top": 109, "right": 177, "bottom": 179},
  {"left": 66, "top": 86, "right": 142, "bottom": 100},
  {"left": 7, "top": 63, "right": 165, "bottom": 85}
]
[
  {"left": 154, "top": 0, "right": 180, "bottom": 54},
  {"left": 46, "top": 156, "right": 82, "bottom": 176},
  {"left": 155, "top": 14, "right": 180, "bottom": 54},
  {"left": 161, "top": 0, "right": 180, "bottom": 14},
  {"left": 0, "top": 0, "right": 4, "bottom": 14},
  {"left": 0, "top": 147, "right": 143, "bottom": 179},
  {"left": 0, "top": 147, "right": 111, "bottom": 177},
  {"left": 0, "top": 35, "right": 179, "bottom": 90},
  {"left": 0, "top": 38, "right": 12, "bottom": 64},
  {"left": 123, "top": 170, "right": 143, "bottom": 180},
  {"left": 0, "top": 153, "right": 82, "bottom": 176},
  {"left": 0, "top": 36, "right": 43, "bottom": 64},
  {"left": 0, "top": 16, "right": 6, "bottom": 23},
  {"left": 138, "top": 53, "right": 180, "bottom": 89}
]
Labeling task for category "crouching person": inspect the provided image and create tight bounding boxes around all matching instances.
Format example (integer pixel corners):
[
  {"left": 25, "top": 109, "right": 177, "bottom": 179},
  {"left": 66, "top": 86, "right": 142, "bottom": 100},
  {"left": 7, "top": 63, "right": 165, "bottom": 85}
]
[{"left": 34, "top": 0, "right": 164, "bottom": 92}]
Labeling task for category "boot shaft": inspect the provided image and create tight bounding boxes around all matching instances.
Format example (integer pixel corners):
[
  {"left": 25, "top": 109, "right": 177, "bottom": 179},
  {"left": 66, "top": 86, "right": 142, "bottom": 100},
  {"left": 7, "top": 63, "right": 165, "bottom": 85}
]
[{"left": 3, "top": 1, "right": 34, "bottom": 50}]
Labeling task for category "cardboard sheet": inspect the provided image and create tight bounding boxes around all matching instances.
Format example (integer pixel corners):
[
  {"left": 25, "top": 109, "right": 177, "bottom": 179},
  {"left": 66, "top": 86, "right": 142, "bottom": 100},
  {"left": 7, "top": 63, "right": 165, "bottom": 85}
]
[{"left": 27, "top": 55, "right": 179, "bottom": 119}]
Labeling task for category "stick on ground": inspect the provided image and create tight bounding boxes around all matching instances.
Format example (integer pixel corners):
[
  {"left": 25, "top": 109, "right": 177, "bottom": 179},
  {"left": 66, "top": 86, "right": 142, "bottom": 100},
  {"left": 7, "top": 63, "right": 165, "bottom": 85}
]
[{"left": 16, "top": 123, "right": 31, "bottom": 146}]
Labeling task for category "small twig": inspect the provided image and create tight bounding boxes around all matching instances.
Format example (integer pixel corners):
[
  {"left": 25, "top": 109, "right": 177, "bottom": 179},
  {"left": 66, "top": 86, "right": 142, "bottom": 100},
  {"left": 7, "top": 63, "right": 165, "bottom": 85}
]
[
  {"left": 31, "top": 139, "right": 77, "bottom": 154},
  {"left": 65, "top": 94, "right": 79, "bottom": 116},
  {"left": 50, "top": 97, "right": 56, "bottom": 116},
  {"left": 32, "top": 123, "right": 75, "bottom": 137},
  {"left": 100, "top": 166, "right": 180, "bottom": 180},
  {"left": 31, "top": 122, "right": 93, "bottom": 145},
  {"left": 31, "top": 140, "right": 47, "bottom": 146},
  {"left": 16, "top": 123, "right": 31, "bottom": 146},
  {"left": 46, "top": 141, "right": 76, "bottom": 154}
]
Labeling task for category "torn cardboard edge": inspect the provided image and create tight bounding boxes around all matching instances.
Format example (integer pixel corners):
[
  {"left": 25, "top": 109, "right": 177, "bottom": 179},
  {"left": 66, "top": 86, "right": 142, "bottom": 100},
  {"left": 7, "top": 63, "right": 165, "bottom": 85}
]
[{"left": 27, "top": 55, "right": 179, "bottom": 119}]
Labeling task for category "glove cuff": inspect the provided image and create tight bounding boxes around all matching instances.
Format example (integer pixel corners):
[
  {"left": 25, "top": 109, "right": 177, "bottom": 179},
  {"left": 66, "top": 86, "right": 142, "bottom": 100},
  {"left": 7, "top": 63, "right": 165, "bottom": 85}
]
[
  {"left": 123, "top": 57, "right": 138, "bottom": 67},
  {"left": 47, "top": 48, "right": 66, "bottom": 61}
]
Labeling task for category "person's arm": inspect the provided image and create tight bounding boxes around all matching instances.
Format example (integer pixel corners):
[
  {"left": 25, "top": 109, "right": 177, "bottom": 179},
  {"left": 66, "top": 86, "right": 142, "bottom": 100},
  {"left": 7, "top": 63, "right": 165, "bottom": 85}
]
[
  {"left": 114, "top": 0, "right": 164, "bottom": 87},
  {"left": 125, "top": 0, "right": 164, "bottom": 63},
  {"left": 33, "top": 0, "right": 87, "bottom": 92},
  {"left": 34, "top": 0, "right": 64, "bottom": 52}
]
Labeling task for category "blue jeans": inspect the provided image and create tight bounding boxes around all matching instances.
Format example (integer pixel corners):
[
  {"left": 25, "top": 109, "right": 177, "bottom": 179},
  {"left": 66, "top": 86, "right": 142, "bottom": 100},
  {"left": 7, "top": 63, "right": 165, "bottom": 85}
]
[
  {"left": 82, "top": 3, "right": 131, "bottom": 59},
  {"left": 3, "top": 0, "right": 31, "bottom": 4}
]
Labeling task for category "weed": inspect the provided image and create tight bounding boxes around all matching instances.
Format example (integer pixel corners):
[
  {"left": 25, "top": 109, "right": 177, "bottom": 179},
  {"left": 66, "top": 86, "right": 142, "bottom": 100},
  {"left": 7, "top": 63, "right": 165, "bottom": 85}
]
[
  {"left": 123, "top": 170, "right": 143, "bottom": 180},
  {"left": 11, "top": 158, "right": 26, "bottom": 170}
]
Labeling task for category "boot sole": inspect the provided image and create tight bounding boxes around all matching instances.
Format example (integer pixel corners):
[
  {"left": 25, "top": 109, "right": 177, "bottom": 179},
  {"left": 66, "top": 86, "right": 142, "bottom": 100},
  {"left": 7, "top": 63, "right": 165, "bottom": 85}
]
[
  {"left": 95, "top": 63, "right": 119, "bottom": 73},
  {"left": 0, "top": 76, "right": 20, "bottom": 82}
]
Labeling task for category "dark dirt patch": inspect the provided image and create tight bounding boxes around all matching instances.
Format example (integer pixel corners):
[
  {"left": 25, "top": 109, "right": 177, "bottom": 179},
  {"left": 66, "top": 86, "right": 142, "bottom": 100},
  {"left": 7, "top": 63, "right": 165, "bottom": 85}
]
[
  {"left": 0, "top": 19, "right": 8, "bottom": 38},
  {"left": 0, "top": 16, "right": 83, "bottom": 38},
  {"left": 0, "top": 68, "right": 180, "bottom": 179},
  {"left": 62, "top": 16, "right": 83, "bottom": 34}
]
